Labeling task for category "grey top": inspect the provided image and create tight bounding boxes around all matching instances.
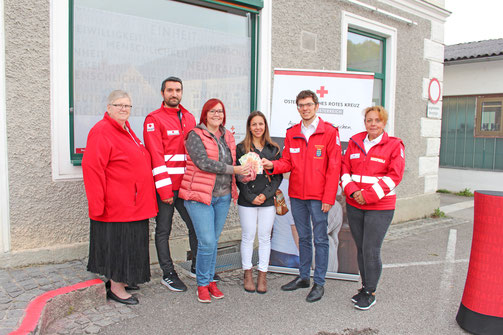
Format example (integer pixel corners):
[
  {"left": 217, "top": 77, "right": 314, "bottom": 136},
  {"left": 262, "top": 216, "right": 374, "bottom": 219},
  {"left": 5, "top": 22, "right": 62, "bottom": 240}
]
[{"left": 185, "top": 124, "right": 234, "bottom": 197}]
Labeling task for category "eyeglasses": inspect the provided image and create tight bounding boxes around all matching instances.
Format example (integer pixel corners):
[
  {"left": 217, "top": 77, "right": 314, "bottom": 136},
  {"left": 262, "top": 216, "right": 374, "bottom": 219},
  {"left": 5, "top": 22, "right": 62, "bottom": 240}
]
[
  {"left": 297, "top": 102, "right": 316, "bottom": 109},
  {"left": 208, "top": 109, "right": 224, "bottom": 115},
  {"left": 111, "top": 104, "right": 132, "bottom": 110}
]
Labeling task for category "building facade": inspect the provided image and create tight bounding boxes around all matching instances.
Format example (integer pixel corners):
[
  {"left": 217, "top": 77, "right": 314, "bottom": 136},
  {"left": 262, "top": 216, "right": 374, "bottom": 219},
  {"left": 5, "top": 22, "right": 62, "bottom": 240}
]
[
  {"left": 440, "top": 39, "right": 503, "bottom": 192},
  {"left": 0, "top": 0, "right": 449, "bottom": 267}
]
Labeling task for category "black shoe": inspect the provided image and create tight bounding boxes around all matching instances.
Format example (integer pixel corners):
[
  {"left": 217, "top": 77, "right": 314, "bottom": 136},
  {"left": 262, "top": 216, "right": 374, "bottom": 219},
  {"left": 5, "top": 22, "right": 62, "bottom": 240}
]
[
  {"left": 351, "top": 287, "right": 365, "bottom": 303},
  {"left": 107, "top": 290, "right": 139, "bottom": 305},
  {"left": 212, "top": 273, "right": 221, "bottom": 282},
  {"left": 162, "top": 271, "right": 187, "bottom": 292},
  {"left": 354, "top": 290, "right": 376, "bottom": 310},
  {"left": 281, "top": 276, "right": 310, "bottom": 291},
  {"left": 306, "top": 283, "right": 324, "bottom": 303},
  {"left": 125, "top": 284, "right": 139, "bottom": 291}
]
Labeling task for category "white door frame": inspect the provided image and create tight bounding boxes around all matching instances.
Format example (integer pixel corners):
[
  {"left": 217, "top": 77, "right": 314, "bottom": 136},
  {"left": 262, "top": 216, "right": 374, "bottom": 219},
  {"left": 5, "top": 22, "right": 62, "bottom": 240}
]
[{"left": 0, "top": 0, "right": 11, "bottom": 253}]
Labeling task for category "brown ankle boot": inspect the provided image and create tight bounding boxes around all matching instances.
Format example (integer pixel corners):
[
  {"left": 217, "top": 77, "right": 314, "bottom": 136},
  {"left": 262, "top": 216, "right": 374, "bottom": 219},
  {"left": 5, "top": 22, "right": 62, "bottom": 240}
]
[
  {"left": 243, "top": 269, "right": 256, "bottom": 293},
  {"left": 257, "top": 271, "right": 267, "bottom": 294}
]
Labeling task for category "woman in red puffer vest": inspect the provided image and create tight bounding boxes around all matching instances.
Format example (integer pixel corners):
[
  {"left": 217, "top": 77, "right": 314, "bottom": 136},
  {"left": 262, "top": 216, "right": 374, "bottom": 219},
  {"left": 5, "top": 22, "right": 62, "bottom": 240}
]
[{"left": 179, "top": 98, "right": 250, "bottom": 303}]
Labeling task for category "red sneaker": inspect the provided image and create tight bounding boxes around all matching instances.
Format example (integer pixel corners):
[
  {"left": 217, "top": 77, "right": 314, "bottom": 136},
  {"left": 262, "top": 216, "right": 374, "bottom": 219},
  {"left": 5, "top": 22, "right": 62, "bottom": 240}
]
[
  {"left": 208, "top": 282, "right": 224, "bottom": 299},
  {"left": 197, "top": 286, "right": 211, "bottom": 303}
]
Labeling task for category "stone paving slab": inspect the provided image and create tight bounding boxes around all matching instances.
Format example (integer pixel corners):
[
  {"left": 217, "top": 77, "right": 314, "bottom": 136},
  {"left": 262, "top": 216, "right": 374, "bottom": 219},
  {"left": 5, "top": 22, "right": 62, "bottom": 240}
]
[{"left": 0, "top": 215, "right": 471, "bottom": 334}]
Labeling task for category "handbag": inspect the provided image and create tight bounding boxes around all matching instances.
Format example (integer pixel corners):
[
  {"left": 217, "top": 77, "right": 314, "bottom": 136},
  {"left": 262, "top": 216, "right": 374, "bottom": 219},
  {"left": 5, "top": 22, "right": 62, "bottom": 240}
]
[
  {"left": 274, "top": 188, "right": 289, "bottom": 216},
  {"left": 266, "top": 173, "right": 289, "bottom": 216}
]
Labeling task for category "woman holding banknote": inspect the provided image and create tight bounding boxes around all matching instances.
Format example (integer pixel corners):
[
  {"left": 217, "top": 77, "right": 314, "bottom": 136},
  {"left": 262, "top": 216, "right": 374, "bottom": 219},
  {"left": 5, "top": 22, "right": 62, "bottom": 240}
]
[
  {"left": 236, "top": 111, "right": 282, "bottom": 294},
  {"left": 179, "top": 98, "right": 250, "bottom": 303}
]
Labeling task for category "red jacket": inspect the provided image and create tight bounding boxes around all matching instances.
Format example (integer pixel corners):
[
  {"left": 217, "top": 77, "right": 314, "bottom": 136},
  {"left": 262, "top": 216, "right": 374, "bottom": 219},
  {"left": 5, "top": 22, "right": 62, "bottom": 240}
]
[
  {"left": 143, "top": 103, "right": 196, "bottom": 200},
  {"left": 341, "top": 131, "right": 405, "bottom": 210},
  {"left": 82, "top": 113, "right": 158, "bottom": 222},
  {"left": 179, "top": 127, "right": 238, "bottom": 206},
  {"left": 272, "top": 118, "right": 341, "bottom": 205}
]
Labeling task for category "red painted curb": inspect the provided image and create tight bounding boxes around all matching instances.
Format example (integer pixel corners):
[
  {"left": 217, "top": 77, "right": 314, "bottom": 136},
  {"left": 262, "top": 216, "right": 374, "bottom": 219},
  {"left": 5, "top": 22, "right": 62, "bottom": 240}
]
[{"left": 9, "top": 278, "right": 104, "bottom": 335}]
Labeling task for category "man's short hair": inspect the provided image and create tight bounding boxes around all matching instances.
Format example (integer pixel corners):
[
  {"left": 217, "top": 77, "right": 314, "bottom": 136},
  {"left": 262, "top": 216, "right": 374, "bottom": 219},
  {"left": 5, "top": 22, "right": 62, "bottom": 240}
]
[
  {"left": 296, "top": 90, "right": 319, "bottom": 105},
  {"left": 161, "top": 76, "right": 183, "bottom": 92}
]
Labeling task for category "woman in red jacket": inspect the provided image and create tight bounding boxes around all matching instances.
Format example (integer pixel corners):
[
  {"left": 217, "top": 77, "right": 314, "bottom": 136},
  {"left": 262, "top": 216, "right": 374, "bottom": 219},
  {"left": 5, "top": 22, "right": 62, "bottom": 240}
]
[
  {"left": 179, "top": 98, "right": 250, "bottom": 303},
  {"left": 82, "top": 90, "right": 157, "bottom": 305},
  {"left": 341, "top": 106, "right": 405, "bottom": 311}
]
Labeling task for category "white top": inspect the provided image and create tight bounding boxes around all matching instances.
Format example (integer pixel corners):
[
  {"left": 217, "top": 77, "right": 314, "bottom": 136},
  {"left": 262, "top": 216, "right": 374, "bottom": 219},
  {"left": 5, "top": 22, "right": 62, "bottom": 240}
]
[
  {"left": 300, "top": 116, "right": 319, "bottom": 142},
  {"left": 363, "top": 132, "right": 383, "bottom": 153}
]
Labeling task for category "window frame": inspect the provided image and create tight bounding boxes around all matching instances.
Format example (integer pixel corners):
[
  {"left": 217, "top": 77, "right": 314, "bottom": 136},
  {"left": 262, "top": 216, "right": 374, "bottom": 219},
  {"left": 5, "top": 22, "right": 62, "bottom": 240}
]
[
  {"left": 340, "top": 11, "right": 397, "bottom": 136},
  {"left": 346, "top": 28, "right": 386, "bottom": 106},
  {"left": 475, "top": 94, "right": 503, "bottom": 138},
  {"left": 68, "top": 0, "right": 262, "bottom": 165}
]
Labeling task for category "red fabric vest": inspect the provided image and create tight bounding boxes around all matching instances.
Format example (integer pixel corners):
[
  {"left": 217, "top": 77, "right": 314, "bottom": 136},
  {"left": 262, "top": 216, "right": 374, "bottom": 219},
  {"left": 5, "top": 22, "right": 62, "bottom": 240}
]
[{"left": 179, "top": 127, "right": 238, "bottom": 205}]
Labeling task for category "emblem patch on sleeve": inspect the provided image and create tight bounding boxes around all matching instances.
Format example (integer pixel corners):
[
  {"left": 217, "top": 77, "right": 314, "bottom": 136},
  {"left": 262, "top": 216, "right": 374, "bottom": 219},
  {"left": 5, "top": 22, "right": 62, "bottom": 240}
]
[{"left": 146, "top": 123, "right": 155, "bottom": 132}]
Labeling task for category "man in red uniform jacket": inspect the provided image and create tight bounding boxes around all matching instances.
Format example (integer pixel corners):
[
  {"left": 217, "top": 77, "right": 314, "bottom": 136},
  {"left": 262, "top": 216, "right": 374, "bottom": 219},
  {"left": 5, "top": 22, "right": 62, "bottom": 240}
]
[
  {"left": 143, "top": 77, "right": 197, "bottom": 292},
  {"left": 262, "top": 90, "right": 341, "bottom": 302}
]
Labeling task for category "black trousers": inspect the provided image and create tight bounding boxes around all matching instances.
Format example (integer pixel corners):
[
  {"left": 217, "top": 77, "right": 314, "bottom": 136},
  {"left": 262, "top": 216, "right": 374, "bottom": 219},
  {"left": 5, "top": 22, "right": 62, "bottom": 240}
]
[
  {"left": 155, "top": 191, "right": 198, "bottom": 276},
  {"left": 346, "top": 204, "right": 394, "bottom": 292}
]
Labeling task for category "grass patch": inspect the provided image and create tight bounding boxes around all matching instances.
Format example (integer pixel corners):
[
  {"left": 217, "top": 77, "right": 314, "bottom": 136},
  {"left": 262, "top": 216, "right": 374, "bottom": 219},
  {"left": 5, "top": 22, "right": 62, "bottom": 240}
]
[
  {"left": 436, "top": 189, "right": 451, "bottom": 194},
  {"left": 455, "top": 188, "right": 474, "bottom": 197},
  {"left": 431, "top": 208, "right": 445, "bottom": 218}
]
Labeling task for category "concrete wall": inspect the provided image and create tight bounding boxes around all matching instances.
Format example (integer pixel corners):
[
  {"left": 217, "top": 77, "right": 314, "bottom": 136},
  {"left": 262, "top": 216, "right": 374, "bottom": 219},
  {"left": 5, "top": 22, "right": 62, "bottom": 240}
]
[
  {"left": 444, "top": 59, "right": 503, "bottom": 96},
  {"left": 439, "top": 167, "right": 503, "bottom": 193},
  {"left": 1, "top": 0, "right": 448, "bottom": 266},
  {"left": 4, "top": 0, "right": 88, "bottom": 252},
  {"left": 271, "top": 0, "right": 443, "bottom": 220}
]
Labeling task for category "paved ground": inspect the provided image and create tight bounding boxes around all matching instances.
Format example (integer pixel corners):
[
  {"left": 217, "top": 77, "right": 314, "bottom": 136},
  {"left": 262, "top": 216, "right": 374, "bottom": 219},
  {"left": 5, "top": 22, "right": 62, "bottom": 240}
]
[{"left": 0, "top": 194, "right": 475, "bottom": 335}]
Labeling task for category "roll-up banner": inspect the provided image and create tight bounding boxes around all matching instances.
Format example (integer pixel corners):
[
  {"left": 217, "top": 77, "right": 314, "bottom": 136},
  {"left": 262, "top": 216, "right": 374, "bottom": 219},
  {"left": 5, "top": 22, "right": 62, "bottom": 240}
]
[{"left": 269, "top": 69, "right": 374, "bottom": 281}]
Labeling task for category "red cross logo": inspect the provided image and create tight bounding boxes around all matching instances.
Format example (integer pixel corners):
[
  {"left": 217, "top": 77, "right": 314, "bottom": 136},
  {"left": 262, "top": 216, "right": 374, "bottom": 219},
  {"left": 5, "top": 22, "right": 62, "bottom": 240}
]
[{"left": 316, "top": 86, "right": 328, "bottom": 98}]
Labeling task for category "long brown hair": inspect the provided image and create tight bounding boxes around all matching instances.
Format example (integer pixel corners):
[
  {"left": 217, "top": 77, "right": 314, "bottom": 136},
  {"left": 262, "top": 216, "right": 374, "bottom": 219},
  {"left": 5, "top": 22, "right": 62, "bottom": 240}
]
[{"left": 240, "top": 111, "right": 280, "bottom": 153}]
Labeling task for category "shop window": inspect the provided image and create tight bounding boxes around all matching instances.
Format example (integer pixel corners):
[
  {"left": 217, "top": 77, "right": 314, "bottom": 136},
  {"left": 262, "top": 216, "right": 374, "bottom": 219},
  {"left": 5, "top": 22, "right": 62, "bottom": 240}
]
[
  {"left": 70, "top": 0, "right": 262, "bottom": 164},
  {"left": 475, "top": 95, "right": 503, "bottom": 137}
]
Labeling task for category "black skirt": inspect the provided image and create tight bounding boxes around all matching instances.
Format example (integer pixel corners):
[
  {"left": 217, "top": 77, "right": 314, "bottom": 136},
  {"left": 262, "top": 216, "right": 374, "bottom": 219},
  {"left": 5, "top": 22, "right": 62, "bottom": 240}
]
[{"left": 87, "top": 219, "right": 151, "bottom": 285}]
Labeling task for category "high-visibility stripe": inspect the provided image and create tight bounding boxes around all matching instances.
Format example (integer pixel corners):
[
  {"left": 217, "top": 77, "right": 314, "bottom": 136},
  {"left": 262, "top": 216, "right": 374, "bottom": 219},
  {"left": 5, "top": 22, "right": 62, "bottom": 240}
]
[
  {"left": 164, "top": 154, "right": 186, "bottom": 162},
  {"left": 386, "top": 189, "right": 396, "bottom": 196},
  {"left": 381, "top": 176, "right": 396, "bottom": 191},
  {"left": 361, "top": 176, "right": 379, "bottom": 184},
  {"left": 372, "top": 183, "right": 385, "bottom": 199},
  {"left": 351, "top": 174, "right": 361, "bottom": 182},
  {"left": 341, "top": 174, "right": 352, "bottom": 190},
  {"left": 152, "top": 165, "right": 168, "bottom": 176},
  {"left": 167, "top": 167, "right": 185, "bottom": 174},
  {"left": 155, "top": 178, "right": 172, "bottom": 189}
]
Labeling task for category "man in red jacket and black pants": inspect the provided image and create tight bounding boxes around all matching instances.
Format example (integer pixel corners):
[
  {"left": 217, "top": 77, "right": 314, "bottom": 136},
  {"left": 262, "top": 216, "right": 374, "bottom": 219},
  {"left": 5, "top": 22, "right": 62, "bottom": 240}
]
[
  {"left": 262, "top": 90, "right": 341, "bottom": 302},
  {"left": 143, "top": 77, "right": 198, "bottom": 292}
]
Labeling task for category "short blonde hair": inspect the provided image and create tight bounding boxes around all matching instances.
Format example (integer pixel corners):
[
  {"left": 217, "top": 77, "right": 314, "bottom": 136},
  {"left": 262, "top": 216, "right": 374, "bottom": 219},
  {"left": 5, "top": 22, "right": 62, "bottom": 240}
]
[
  {"left": 107, "top": 90, "right": 131, "bottom": 105},
  {"left": 363, "top": 106, "right": 388, "bottom": 125}
]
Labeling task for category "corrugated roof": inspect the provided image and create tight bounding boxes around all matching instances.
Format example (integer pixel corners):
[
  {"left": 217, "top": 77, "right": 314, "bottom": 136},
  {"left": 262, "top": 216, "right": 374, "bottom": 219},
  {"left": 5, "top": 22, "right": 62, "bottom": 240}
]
[{"left": 444, "top": 38, "right": 503, "bottom": 62}]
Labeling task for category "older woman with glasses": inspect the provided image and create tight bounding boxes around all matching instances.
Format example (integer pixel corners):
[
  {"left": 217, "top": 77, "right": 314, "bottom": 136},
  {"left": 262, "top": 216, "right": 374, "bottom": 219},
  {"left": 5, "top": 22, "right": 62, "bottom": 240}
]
[
  {"left": 82, "top": 90, "right": 157, "bottom": 305},
  {"left": 179, "top": 98, "right": 250, "bottom": 303}
]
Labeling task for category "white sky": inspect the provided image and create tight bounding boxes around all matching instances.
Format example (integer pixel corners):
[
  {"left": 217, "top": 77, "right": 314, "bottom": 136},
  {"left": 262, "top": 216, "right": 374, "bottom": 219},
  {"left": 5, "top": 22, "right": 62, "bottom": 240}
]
[{"left": 444, "top": 0, "right": 503, "bottom": 45}]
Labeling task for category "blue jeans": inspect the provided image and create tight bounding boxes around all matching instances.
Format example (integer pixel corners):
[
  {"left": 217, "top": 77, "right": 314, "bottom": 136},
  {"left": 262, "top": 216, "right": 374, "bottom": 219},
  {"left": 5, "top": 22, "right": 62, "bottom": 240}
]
[
  {"left": 184, "top": 194, "right": 231, "bottom": 286},
  {"left": 290, "top": 198, "right": 329, "bottom": 286}
]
